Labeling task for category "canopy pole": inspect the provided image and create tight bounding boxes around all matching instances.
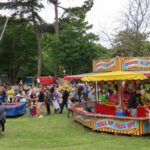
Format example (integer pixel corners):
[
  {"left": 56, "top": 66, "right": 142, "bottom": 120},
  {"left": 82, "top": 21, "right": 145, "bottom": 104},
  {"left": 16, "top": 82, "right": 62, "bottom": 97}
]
[
  {"left": 0, "top": 17, "right": 9, "bottom": 41},
  {"left": 96, "top": 81, "right": 98, "bottom": 101},
  {"left": 118, "top": 80, "right": 122, "bottom": 106}
]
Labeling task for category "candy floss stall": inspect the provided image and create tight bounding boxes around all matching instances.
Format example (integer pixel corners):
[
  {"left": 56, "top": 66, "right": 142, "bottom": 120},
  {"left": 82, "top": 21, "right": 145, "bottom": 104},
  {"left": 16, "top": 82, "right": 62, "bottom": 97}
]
[{"left": 72, "top": 57, "right": 150, "bottom": 136}]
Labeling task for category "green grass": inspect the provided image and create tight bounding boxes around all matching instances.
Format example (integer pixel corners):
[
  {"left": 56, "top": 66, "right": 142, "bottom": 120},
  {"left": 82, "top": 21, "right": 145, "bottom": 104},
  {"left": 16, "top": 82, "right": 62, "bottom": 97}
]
[{"left": 0, "top": 109, "right": 150, "bottom": 150}]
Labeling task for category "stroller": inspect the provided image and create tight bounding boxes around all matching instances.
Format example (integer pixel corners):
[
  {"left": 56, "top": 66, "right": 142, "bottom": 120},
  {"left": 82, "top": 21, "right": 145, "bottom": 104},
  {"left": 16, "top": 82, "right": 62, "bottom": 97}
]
[{"left": 52, "top": 100, "right": 60, "bottom": 113}]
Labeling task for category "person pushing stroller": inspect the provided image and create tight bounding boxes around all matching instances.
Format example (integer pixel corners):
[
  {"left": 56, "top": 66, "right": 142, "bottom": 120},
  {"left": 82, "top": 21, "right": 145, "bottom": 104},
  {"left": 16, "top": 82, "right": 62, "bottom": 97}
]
[{"left": 0, "top": 102, "right": 8, "bottom": 133}]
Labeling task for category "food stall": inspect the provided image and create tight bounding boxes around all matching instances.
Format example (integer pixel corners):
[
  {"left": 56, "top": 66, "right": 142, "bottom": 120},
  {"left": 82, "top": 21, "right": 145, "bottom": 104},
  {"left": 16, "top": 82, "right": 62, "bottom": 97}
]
[
  {"left": 73, "top": 101, "right": 150, "bottom": 135},
  {"left": 72, "top": 57, "right": 150, "bottom": 135}
]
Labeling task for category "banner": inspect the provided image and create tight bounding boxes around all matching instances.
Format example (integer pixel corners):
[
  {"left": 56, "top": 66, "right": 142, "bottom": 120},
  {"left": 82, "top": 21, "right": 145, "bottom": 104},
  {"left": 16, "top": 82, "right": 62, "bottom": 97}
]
[
  {"left": 94, "top": 119, "right": 137, "bottom": 130},
  {"left": 122, "top": 57, "right": 150, "bottom": 71},
  {"left": 93, "top": 58, "right": 117, "bottom": 72}
]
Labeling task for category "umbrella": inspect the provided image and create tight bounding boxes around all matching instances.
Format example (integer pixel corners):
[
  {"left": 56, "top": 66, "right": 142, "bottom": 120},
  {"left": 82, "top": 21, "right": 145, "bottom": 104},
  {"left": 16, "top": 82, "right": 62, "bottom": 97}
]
[{"left": 81, "top": 71, "right": 147, "bottom": 81}]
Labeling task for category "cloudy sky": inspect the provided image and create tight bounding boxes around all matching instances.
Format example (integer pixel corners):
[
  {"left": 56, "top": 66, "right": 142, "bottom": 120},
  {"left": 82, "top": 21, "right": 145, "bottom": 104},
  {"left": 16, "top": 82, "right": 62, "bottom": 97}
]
[
  {"left": 1, "top": 0, "right": 129, "bottom": 47},
  {"left": 41, "top": 0, "right": 128, "bottom": 32},
  {"left": 40, "top": 0, "right": 128, "bottom": 47}
]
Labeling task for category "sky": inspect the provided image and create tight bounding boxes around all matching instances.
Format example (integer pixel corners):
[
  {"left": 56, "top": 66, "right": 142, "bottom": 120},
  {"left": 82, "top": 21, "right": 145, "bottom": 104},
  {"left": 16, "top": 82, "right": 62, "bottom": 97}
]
[
  {"left": 40, "top": 0, "right": 129, "bottom": 47},
  {"left": 43, "top": 0, "right": 128, "bottom": 31},
  {"left": 1, "top": 0, "right": 129, "bottom": 47}
]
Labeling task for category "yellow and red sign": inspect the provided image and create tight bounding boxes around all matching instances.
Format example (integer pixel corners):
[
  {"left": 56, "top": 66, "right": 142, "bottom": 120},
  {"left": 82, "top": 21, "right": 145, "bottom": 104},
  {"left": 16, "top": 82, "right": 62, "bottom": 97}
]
[
  {"left": 121, "top": 57, "right": 150, "bottom": 71},
  {"left": 93, "top": 58, "right": 117, "bottom": 72},
  {"left": 93, "top": 57, "right": 150, "bottom": 72}
]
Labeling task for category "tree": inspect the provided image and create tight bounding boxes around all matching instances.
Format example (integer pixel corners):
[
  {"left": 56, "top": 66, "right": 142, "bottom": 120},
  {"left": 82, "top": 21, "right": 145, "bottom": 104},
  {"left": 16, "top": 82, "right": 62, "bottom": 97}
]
[
  {"left": 0, "top": 18, "right": 37, "bottom": 83},
  {"left": 51, "top": 1, "right": 100, "bottom": 74},
  {"left": 0, "top": 0, "right": 45, "bottom": 76},
  {"left": 47, "top": 0, "right": 59, "bottom": 36},
  {"left": 42, "top": 33, "right": 60, "bottom": 75},
  {"left": 112, "top": 28, "right": 149, "bottom": 57},
  {"left": 47, "top": 0, "right": 94, "bottom": 35},
  {"left": 113, "top": 0, "right": 150, "bottom": 56}
]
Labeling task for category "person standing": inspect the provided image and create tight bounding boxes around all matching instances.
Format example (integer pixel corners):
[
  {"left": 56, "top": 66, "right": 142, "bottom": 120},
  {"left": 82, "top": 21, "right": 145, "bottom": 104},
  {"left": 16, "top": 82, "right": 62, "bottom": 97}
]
[
  {"left": 128, "top": 89, "right": 143, "bottom": 117},
  {"left": 67, "top": 96, "right": 73, "bottom": 118},
  {"left": 45, "top": 89, "right": 51, "bottom": 115},
  {"left": 30, "top": 91, "right": 38, "bottom": 117},
  {"left": 28, "top": 84, "right": 34, "bottom": 97},
  {"left": 77, "top": 85, "right": 83, "bottom": 102},
  {"left": 37, "top": 89, "right": 45, "bottom": 118},
  {"left": 6, "top": 86, "right": 14, "bottom": 103},
  {"left": 0, "top": 102, "right": 8, "bottom": 133},
  {"left": 83, "top": 84, "right": 89, "bottom": 101},
  {"left": 59, "top": 88, "right": 69, "bottom": 114}
]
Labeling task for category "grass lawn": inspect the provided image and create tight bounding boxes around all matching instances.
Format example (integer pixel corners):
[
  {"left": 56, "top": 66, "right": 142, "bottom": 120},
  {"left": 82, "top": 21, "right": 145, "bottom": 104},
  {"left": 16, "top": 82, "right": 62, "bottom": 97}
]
[{"left": 0, "top": 109, "right": 150, "bottom": 150}]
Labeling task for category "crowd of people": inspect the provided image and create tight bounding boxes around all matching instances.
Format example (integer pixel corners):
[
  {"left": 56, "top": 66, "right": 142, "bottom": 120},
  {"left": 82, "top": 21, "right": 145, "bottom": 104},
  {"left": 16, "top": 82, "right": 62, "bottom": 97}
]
[
  {"left": 97, "top": 80, "right": 150, "bottom": 117},
  {"left": 0, "top": 79, "right": 150, "bottom": 133},
  {"left": 0, "top": 81, "right": 96, "bottom": 119}
]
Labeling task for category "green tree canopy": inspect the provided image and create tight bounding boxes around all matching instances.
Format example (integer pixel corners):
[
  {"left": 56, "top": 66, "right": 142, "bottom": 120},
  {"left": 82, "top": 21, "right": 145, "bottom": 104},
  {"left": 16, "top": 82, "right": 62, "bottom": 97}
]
[
  {"left": 112, "top": 28, "right": 150, "bottom": 57},
  {"left": 0, "top": 0, "right": 45, "bottom": 76},
  {"left": 0, "top": 18, "right": 37, "bottom": 83},
  {"left": 42, "top": 1, "right": 107, "bottom": 75}
]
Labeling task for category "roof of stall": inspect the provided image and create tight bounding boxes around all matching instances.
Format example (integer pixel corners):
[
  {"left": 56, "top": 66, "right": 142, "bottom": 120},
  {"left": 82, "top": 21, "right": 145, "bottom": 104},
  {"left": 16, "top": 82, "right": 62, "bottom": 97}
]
[
  {"left": 64, "top": 72, "right": 102, "bottom": 80},
  {"left": 81, "top": 71, "right": 147, "bottom": 81},
  {"left": 64, "top": 71, "right": 150, "bottom": 80},
  {"left": 131, "top": 71, "right": 150, "bottom": 77}
]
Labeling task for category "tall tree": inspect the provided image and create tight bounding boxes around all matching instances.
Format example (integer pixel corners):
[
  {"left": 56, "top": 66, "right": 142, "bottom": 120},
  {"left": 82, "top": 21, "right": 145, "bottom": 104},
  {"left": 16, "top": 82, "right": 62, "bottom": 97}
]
[
  {"left": 112, "top": 28, "right": 149, "bottom": 57},
  {"left": 0, "top": 0, "right": 45, "bottom": 76},
  {"left": 51, "top": 0, "right": 99, "bottom": 74},
  {"left": 113, "top": 0, "right": 150, "bottom": 56},
  {"left": 47, "top": 0, "right": 59, "bottom": 36},
  {"left": 0, "top": 18, "right": 37, "bottom": 83}
]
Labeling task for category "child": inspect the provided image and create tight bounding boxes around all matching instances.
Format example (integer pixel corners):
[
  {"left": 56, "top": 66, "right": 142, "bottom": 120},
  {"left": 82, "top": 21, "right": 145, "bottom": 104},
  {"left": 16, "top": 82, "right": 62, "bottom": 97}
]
[
  {"left": 110, "top": 90, "right": 118, "bottom": 105},
  {"left": 28, "top": 99, "right": 33, "bottom": 118},
  {"left": 99, "top": 90, "right": 108, "bottom": 103},
  {"left": 67, "top": 96, "right": 73, "bottom": 118},
  {"left": 30, "top": 91, "right": 37, "bottom": 117}
]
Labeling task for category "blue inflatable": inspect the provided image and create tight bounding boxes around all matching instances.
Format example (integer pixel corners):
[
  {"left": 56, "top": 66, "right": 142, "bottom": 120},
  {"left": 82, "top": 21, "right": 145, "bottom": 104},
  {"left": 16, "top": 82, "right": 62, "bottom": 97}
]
[{"left": 3, "top": 103, "right": 26, "bottom": 117}]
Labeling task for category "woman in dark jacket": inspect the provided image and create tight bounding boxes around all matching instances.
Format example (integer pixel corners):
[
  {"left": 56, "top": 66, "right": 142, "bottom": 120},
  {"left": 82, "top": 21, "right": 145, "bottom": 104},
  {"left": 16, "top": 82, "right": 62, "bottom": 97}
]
[{"left": 128, "top": 89, "right": 143, "bottom": 116}]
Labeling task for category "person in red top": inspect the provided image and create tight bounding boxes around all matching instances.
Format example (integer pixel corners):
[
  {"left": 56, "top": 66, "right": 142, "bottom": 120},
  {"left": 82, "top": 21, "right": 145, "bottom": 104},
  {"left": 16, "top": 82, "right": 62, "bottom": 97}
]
[{"left": 109, "top": 90, "right": 118, "bottom": 105}]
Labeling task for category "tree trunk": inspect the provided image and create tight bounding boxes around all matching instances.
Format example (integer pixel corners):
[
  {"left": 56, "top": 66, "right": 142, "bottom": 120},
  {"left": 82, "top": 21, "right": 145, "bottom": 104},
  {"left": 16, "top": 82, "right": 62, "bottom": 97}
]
[
  {"left": 36, "top": 30, "right": 42, "bottom": 76},
  {"left": 54, "top": 0, "right": 59, "bottom": 36},
  {"left": 54, "top": 0, "right": 59, "bottom": 78},
  {"left": 32, "top": 18, "right": 42, "bottom": 77}
]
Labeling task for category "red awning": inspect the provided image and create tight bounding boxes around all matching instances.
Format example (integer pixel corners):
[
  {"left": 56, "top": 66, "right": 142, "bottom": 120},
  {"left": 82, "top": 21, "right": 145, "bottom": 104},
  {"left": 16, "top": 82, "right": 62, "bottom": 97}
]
[
  {"left": 144, "top": 74, "right": 150, "bottom": 77},
  {"left": 132, "top": 71, "right": 150, "bottom": 77},
  {"left": 38, "top": 76, "right": 54, "bottom": 84},
  {"left": 64, "top": 75, "right": 83, "bottom": 80},
  {"left": 64, "top": 73, "right": 102, "bottom": 80}
]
